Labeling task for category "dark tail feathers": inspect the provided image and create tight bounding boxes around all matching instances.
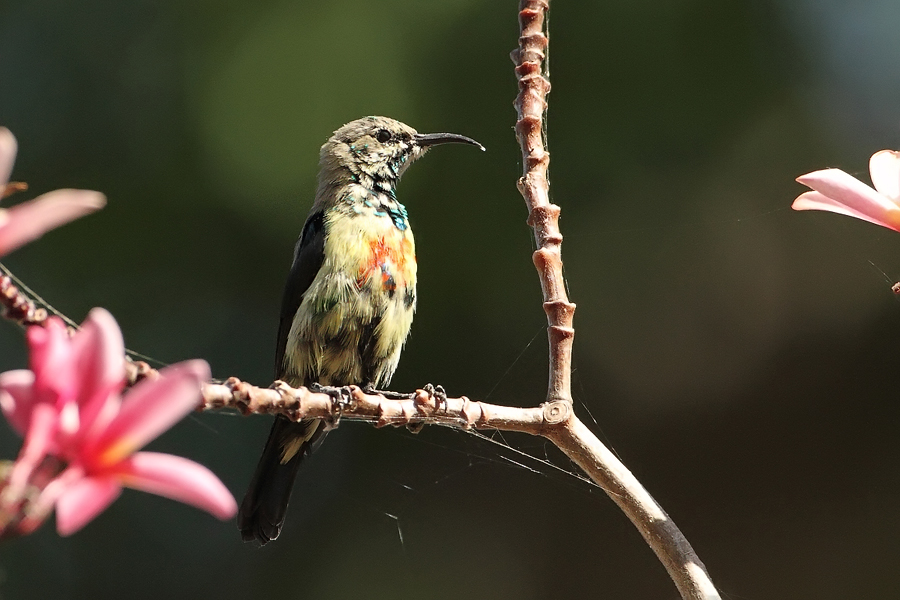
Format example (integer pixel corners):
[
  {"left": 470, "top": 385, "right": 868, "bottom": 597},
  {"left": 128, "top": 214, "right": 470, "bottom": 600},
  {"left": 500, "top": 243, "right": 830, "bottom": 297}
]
[{"left": 238, "top": 416, "right": 326, "bottom": 544}]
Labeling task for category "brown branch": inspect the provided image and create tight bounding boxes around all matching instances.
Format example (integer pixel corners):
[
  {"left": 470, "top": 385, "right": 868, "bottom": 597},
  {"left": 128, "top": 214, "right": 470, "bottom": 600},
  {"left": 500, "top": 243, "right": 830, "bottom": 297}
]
[
  {"left": 0, "top": 274, "right": 49, "bottom": 327},
  {"left": 511, "top": 0, "right": 574, "bottom": 404},
  {"left": 195, "top": 377, "right": 720, "bottom": 598},
  {"left": 199, "top": 379, "right": 552, "bottom": 434},
  {"left": 546, "top": 420, "right": 721, "bottom": 599},
  {"left": 510, "top": 1, "right": 720, "bottom": 598}
]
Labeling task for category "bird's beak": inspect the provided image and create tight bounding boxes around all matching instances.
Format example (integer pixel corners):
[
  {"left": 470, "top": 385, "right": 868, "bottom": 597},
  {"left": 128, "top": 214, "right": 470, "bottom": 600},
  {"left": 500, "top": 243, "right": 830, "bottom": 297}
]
[{"left": 414, "top": 132, "right": 485, "bottom": 152}]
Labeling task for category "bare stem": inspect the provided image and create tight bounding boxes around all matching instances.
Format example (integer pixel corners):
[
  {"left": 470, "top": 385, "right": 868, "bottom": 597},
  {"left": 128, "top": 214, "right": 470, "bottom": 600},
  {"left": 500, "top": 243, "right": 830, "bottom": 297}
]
[
  {"left": 547, "top": 418, "right": 721, "bottom": 599},
  {"left": 195, "top": 378, "right": 718, "bottom": 598},
  {"left": 199, "top": 378, "right": 552, "bottom": 434},
  {"left": 0, "top": 274, "right": 48, "bottom": 327},
  {"left": 511, "top": 0, "right": 575, "bottom": 404},
  {"left": 510, "top": 1, "right": 720, "bottom": 598}
]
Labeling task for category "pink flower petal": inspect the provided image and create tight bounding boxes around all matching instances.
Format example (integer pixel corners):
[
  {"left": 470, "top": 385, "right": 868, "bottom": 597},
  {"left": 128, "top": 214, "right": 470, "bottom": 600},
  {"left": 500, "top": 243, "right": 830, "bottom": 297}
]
[
  {"left": 70, "top": 308, "right": 126, "bottom": 436},
  {"left": 0, "top": 369, "right": 36, "bottom": 436},
  {"left": 113, "top": 452, "right": 237, "bottom": 519},
  {"left": 55, "top": 475, "right": 122, "bottom": 536},
  {"left": 27, "top": 317, "right": 75, "bottom": 405},
  {"left": 15, "top": 403, "right": 58, "bottom": 461},
  {"left": 4, "top": 403, "right": 60, "bottom": 500},
  {"left": 0, "top": 189, "right": 105, "bottom": 256},
  {"left": 795, "top": 168, "right": 900, "bottom": 231},
  {"left": 791, "top": 191, "right": 900, "bottom": 230},
  {"left": 0, "top": 128, "right": 16, "bottom": 187},
  {"left": 869, "top": 150, "right": 900, "bottom": 201},
  {"left": 86, "top": 360, "right": 211, "bottom": 466}
]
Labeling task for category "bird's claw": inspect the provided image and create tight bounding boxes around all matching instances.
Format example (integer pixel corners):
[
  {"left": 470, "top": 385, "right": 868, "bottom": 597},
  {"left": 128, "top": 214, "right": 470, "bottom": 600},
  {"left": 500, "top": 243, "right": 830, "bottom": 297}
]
[
  {"left": 331, "top": 386, "right": 353, "bottom": 428},
  {"left": 423, "top": 383, "right": 448, "bottom": 413},
  {"left": 405, "top": 384, "right": 447, "bottom": 433},
  {"left": 309, "top": 383, "right": 353, "bottom": 429}
]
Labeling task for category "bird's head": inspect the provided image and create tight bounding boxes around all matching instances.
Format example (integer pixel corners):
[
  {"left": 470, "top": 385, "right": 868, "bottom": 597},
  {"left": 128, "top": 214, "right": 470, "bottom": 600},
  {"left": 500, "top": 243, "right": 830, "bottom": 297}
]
[{"left": 318, "top": 116, "right": 483, "bottom": 191}]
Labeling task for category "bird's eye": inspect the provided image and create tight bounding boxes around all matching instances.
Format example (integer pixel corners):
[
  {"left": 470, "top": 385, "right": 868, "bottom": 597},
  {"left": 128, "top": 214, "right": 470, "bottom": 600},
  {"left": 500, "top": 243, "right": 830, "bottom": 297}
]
[{"left": 374, "top": 129, "right": 391, "bottom": 143}]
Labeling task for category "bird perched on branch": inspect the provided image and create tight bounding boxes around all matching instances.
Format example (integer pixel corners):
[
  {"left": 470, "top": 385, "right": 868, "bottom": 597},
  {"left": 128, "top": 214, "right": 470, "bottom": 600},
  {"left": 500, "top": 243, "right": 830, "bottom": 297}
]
[{"left": 238, "top": 116, "right": 484, "bottom": 544}]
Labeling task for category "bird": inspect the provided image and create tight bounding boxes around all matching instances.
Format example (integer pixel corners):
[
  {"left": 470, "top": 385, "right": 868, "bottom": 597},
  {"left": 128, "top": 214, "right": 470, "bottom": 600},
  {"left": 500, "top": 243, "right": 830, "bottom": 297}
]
[{"left": 238, "top": 116, "right": 484, "bottom": 544}]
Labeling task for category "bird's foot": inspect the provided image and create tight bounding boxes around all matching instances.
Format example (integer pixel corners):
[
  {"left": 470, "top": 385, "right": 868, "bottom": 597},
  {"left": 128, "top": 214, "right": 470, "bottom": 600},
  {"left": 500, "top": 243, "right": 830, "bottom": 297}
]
[
  {"left": 309, "top": 383, "right": 353, "bottom": 429},
  {"left": 403, "top": 383, "right": 447, "bottom": 434},
  {"left": 422, "top": 383, "right": 448, "bottom": 413}
]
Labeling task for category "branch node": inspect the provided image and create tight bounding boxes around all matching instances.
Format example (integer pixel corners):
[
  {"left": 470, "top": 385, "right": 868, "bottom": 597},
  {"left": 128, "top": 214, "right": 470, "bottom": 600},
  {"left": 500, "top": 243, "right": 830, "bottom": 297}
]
[
  {"left": 548, "top": 324, "right": 575, "bottom": 341},
  {"left": 374, "top": 400, "right": 391, "bottom": 429},
  {"left": 544, "top": 299, "right": 576, "bottom": 315},
  {"left": 125, "top": 359, "right": 157, "bottom": 387},
  {"left": 401, "top": 397, "right": 418, "bottom": 425},
  {"left": 270, "top": 380, "right": 300, "bottom": 419},
  {"left": 541, "top": 400, "right": 570, "bottom": 425},
  {"left": 527, "top": 204, "right": 560, "bottom": 230},
  {"left": 414, "top": 388, "right": 432, "bottom": 412},
  {"left": 458, "top": 396, "right": 477, "bottom": 429},
  {"left": 349, "top": 385, "right": 366, "bottom": 410}
]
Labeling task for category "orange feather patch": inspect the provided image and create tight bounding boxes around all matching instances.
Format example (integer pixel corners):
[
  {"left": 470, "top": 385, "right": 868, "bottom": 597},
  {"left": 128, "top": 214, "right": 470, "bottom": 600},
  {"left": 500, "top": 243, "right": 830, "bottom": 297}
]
[{"left": 357, "top": 234, "right": 414, "bottom": 289}]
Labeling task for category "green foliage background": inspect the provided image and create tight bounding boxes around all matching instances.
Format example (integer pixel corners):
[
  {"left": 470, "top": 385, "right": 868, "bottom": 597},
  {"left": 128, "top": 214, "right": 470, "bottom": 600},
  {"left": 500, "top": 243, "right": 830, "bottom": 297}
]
[{"left": 2, "top": 1, "right": 900, "bottom": 598}]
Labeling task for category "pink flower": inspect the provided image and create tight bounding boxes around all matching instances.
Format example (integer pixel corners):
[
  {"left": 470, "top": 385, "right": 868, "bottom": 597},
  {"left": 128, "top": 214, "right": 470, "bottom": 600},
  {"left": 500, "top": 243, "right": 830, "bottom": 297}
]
[
  {"left": 793, "top": 150, "right": 900, "bottom": 231},
  {"left": 0, "top": 127, "right": 105, "bottom": 255},
  {"left": 0, "top": 308, "right": 237, "bottom": 536}
]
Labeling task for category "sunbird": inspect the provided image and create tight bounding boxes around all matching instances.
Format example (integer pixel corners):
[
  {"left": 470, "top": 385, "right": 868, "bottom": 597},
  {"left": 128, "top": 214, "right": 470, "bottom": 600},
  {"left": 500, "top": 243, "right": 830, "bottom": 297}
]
[{"left": 238, "top": 116, "right": 483, "bottom": 544}]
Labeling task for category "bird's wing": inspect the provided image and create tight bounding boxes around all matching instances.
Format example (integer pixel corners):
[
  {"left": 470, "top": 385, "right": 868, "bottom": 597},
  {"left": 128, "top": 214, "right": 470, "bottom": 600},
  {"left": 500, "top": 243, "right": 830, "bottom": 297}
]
[{"left": 274, "top": 210, "right": 325, "bottom": 379}]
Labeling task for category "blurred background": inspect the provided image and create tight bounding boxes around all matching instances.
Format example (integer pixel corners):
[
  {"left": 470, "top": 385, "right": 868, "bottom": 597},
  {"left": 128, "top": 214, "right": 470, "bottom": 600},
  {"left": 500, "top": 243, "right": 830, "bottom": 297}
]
[{"left": 2, "top": 0, "right": 900, "bottom": 598}]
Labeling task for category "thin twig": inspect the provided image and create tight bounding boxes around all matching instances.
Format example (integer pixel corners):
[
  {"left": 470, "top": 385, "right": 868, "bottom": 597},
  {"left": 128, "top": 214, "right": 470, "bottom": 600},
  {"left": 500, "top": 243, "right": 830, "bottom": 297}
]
[
  {"left": 0, "top": 274, "right": 48, "bottom": 327},
  {"left": 199, "top": 379, "right": 551, "bottom": 434},
  {"left": 511, "top": 0, "right": 575, "bottom": 404},
  {"left": 510, "top": 1, "right": 720, "bottom": 598}
]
